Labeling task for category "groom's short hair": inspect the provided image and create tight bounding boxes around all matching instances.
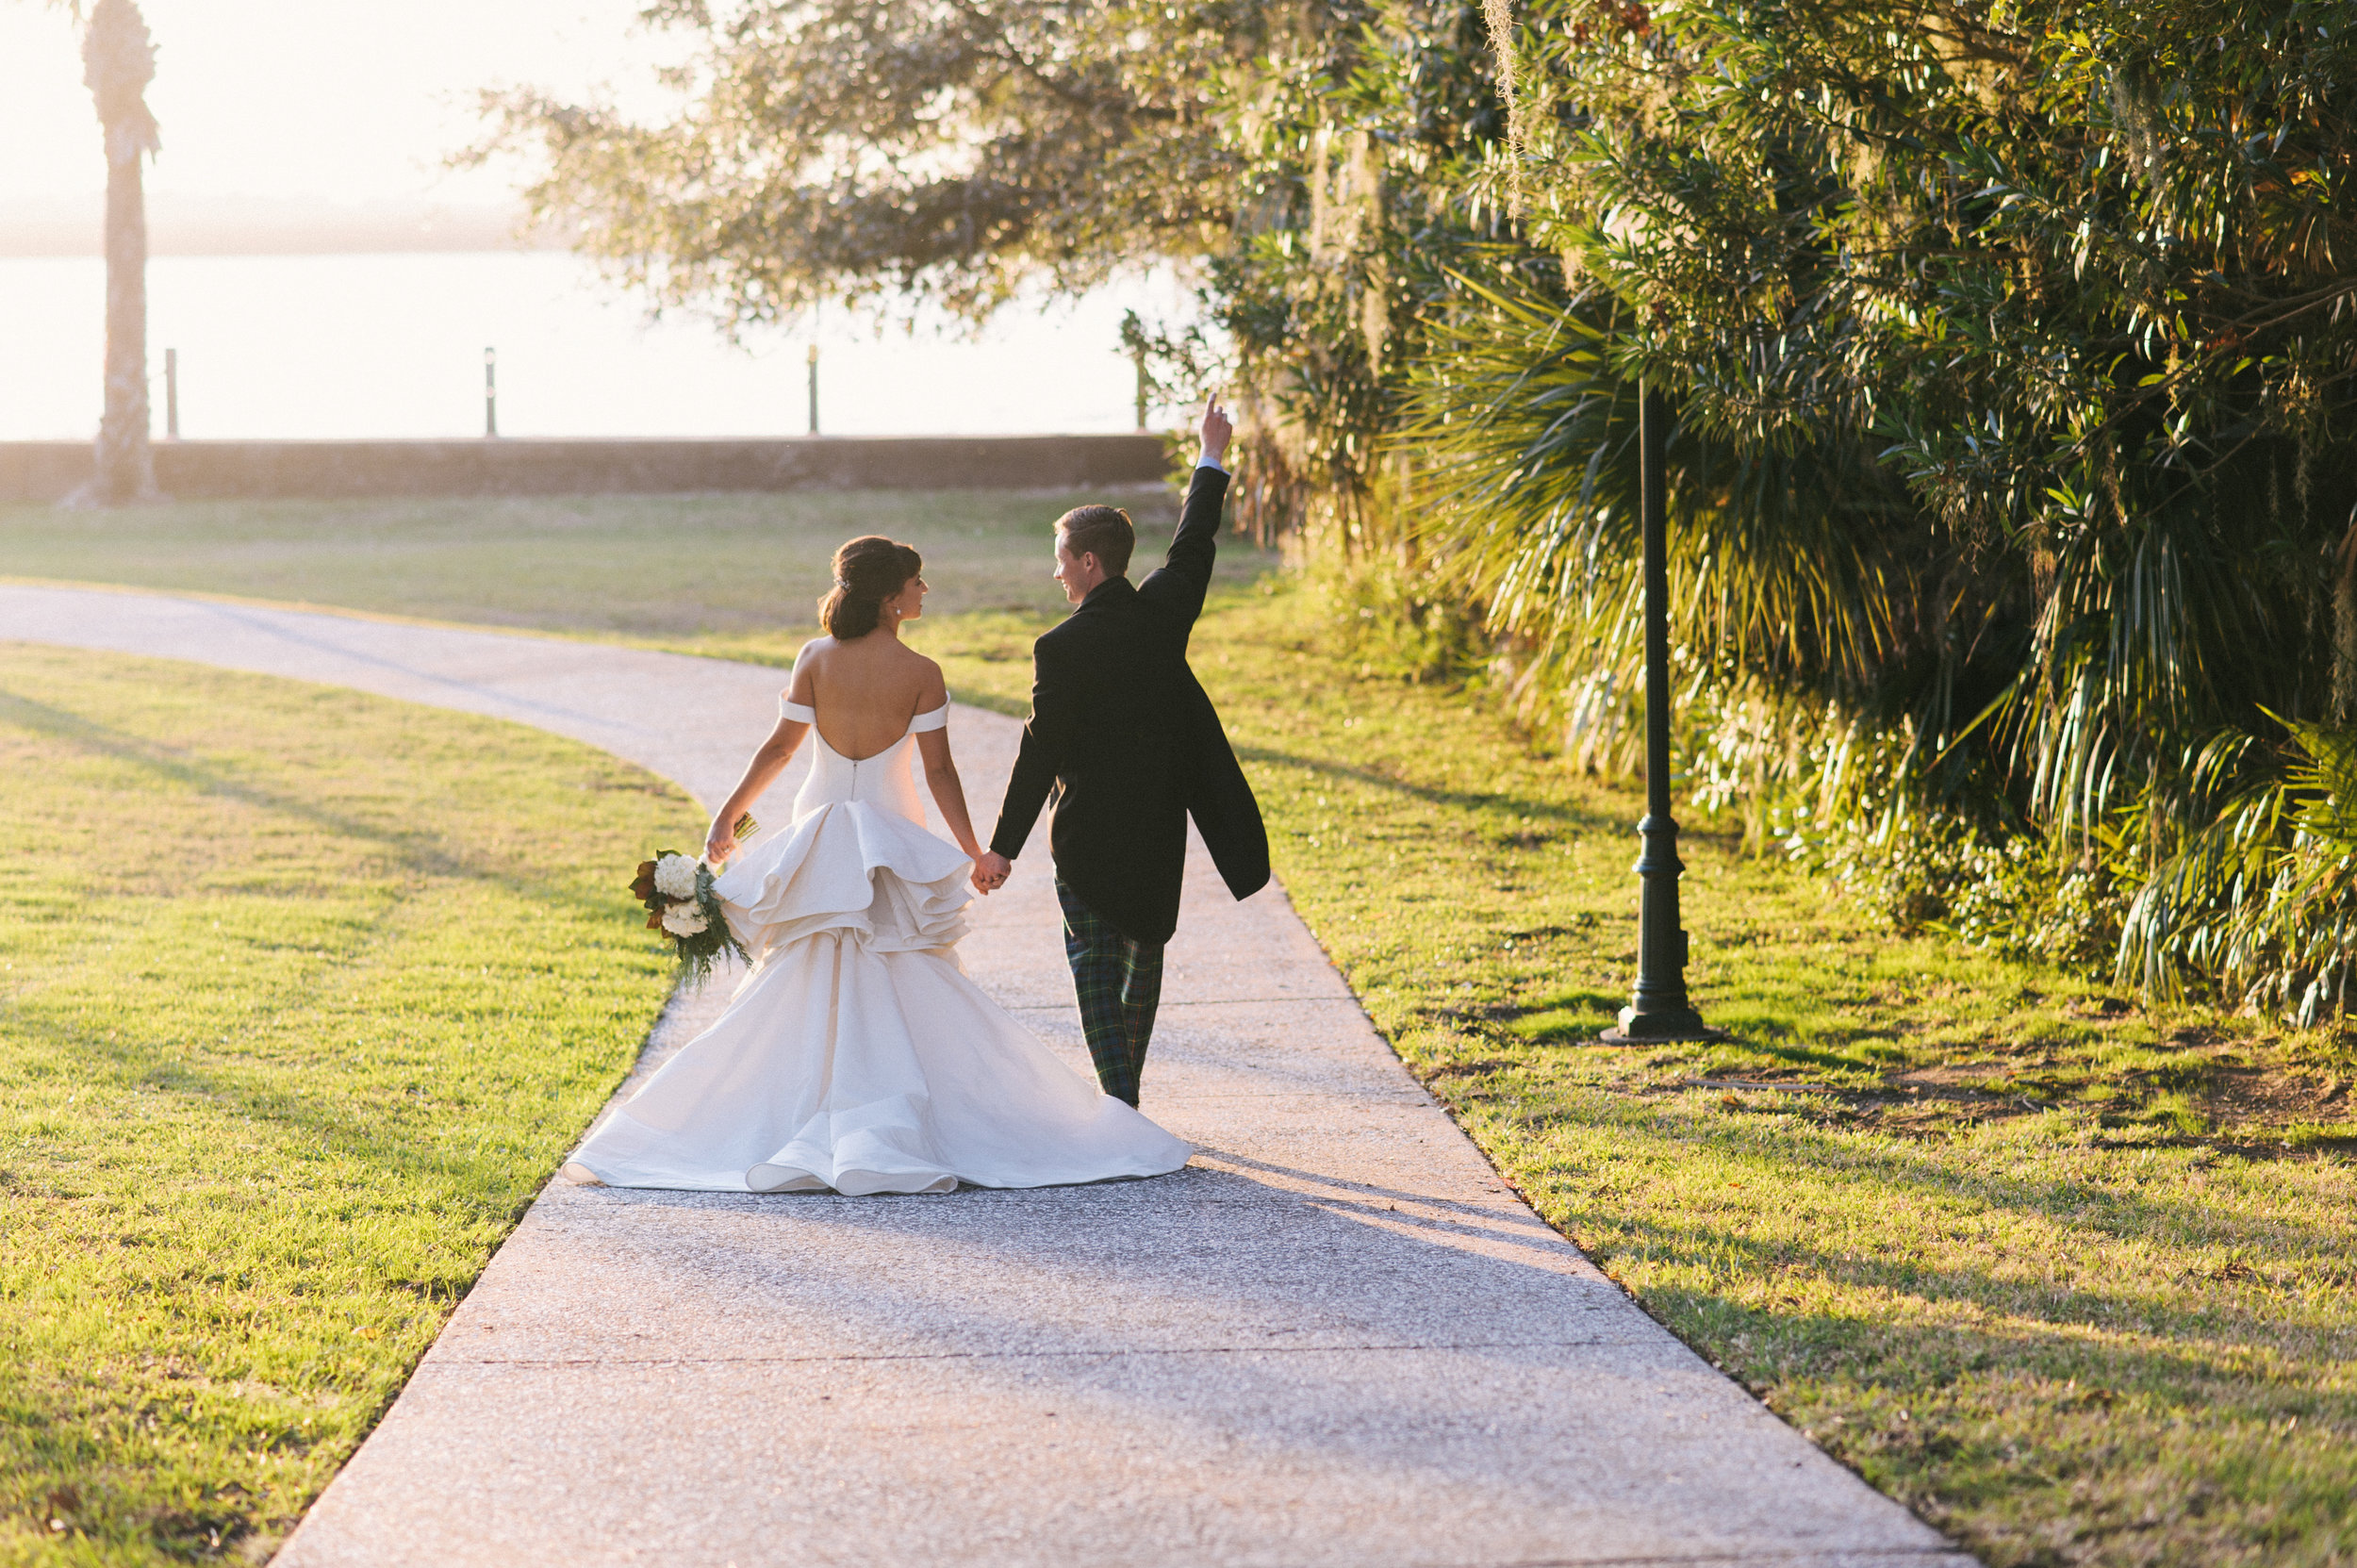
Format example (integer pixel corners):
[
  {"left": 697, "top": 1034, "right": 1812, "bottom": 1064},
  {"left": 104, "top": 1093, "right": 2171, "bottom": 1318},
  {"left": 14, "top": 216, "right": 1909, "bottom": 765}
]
[{"left": 1056, "top": 505, "right": 1135, "bottom": 577}]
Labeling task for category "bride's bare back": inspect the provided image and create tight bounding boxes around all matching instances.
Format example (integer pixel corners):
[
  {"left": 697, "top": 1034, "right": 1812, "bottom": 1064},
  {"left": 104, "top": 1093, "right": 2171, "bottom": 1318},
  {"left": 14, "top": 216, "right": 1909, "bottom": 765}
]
[
  {"left": 790, "top": 634, "right": 944, "bottom": 761},
  {"left": 701, "top": 554, "right": 995, "bottom": 886}
]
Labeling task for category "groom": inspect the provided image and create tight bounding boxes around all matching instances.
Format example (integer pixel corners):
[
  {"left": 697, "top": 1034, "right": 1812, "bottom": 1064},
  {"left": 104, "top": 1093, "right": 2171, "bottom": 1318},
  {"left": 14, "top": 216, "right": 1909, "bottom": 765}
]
[{"left": 976, "top": 396, "right": 1269, "bottom": 1106}]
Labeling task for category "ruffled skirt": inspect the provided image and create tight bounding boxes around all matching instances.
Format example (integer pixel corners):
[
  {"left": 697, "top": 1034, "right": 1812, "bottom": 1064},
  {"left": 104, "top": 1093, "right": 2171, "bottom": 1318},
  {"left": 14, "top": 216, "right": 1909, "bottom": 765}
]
[{"left": 562, "top": 800, "right": 1193, "bottom": 1195}]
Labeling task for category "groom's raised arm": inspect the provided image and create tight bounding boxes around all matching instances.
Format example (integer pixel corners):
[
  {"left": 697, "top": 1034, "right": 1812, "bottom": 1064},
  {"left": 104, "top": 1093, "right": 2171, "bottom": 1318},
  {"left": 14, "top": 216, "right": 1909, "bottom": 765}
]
[
  {"left": 1138, "top": 465, "right": 1227, "bottom": 622},
  {"left": 989, "top": 635, "right": 1082, "bottom": 860},
  {"left": 1138, "top": 396, "right": 1233, "bottom": 629}
]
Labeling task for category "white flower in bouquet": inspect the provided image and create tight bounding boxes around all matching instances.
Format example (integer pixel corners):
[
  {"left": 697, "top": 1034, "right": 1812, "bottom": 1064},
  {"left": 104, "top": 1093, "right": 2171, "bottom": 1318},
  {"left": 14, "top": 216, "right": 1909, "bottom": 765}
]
[
  {"left": 660, "top": 903, "right": 710, "bottom": 937},
  {"left": 652, "top": 853, "right": 701, "bottom": 900}
]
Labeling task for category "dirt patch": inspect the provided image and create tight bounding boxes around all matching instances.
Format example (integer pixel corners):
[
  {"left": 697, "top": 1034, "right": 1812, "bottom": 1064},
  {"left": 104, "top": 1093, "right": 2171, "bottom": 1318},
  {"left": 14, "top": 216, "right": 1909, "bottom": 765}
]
[{"left": 2201, "top": 1061, "right": 2350, "bottom": 1128}]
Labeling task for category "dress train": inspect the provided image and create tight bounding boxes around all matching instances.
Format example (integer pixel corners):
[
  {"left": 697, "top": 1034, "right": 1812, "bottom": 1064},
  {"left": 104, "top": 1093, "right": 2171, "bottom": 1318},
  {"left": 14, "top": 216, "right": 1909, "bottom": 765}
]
[{"left": 563, "top": 701, "right": 1192, "bottom": 1195}]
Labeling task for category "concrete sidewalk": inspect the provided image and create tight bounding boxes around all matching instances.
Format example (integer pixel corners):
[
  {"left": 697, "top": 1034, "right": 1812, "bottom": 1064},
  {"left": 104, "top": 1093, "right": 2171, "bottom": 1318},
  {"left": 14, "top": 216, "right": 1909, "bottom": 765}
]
[{"left": 5, "top": 584, "right": 1970, "bottom": 1568}]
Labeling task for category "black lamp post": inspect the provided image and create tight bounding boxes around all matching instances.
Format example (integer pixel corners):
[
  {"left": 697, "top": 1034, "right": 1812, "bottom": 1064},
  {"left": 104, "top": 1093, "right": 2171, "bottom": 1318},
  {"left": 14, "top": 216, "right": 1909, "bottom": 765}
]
[{"left": 1603, "top": 383, "right": 1719, "bottom": 1044}]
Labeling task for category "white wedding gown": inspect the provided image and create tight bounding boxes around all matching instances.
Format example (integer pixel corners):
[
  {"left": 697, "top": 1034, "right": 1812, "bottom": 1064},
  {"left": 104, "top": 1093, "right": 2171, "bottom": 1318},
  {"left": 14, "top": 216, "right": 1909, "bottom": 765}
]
[{"left": 562, "top": 698, "right": 1194, "bottom": 1195}]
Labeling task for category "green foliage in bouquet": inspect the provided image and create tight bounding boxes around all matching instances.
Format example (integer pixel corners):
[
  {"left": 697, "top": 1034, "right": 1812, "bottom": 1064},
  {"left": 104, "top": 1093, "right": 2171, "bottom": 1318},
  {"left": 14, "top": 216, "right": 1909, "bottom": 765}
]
[{"left": 629, "top": 850, "right": 747, "bottom": 988}]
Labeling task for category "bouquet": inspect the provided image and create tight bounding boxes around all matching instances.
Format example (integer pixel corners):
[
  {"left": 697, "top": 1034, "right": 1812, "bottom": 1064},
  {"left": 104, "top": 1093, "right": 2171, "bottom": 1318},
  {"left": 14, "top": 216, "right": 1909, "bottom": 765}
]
[{"left": 630, "top": 816, "right": 756, "bottom": 986}]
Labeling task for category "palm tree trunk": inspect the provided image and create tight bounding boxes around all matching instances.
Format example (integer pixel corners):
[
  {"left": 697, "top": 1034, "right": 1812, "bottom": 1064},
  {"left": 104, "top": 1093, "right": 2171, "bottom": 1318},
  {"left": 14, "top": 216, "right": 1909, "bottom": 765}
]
[
  {"left": 77, "top": 0, "right": 162, "bottom": 506},
  {"left": 2336, "top": 520, "right": 2357, "bottom": 723},
  {"left": 94, "top": 132, "right": 158, "bottom": 502}
]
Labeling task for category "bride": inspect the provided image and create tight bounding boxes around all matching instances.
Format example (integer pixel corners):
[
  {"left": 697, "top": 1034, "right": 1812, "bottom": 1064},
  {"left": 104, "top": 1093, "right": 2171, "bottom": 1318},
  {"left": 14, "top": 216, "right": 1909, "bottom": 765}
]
[{"left": 562, "top": 536, "right": 1194, "bottom": 1196}]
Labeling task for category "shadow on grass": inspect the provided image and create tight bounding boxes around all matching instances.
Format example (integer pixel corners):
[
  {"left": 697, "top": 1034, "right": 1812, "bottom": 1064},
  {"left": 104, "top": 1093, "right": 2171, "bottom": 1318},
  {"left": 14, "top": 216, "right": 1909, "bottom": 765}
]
[
  {"left": 0, "top": 686, "right": 665, "bottom": 924},
  {"left": 6, "top": 989, "right": 606, "bottom": 1222},
  {"left": 1, "top": 683, "right": 665, "bottom": 1203},
  {"left": 1232, "top": 740, "right": 1624, "bottom": 833},
  {"left": 1512, "top": 1090, "right": 2356, "bottom": 1275}
]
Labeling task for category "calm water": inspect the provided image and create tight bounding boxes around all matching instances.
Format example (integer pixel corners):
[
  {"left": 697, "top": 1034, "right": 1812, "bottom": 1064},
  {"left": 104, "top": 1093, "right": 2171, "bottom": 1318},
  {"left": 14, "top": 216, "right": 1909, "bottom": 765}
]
[{"left": 0, "top": 253, "right": 1190, "bottom": 440}]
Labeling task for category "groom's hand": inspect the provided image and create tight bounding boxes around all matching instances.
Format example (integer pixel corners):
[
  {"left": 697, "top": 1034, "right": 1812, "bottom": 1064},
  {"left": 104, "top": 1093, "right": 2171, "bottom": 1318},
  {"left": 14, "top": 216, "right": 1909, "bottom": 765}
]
[
  {"left": 1199, "top": 393, "right": 1232, "bottom": 467},
  {"left": 972, "top": 850, "right": 1013, "bottom": 894}
]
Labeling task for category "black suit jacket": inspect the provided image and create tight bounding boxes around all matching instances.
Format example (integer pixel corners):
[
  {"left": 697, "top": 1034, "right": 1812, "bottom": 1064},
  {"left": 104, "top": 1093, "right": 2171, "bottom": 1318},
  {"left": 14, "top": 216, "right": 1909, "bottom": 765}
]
[{"left": 989, "top": 465, "right": 1270, "bottom": 945}]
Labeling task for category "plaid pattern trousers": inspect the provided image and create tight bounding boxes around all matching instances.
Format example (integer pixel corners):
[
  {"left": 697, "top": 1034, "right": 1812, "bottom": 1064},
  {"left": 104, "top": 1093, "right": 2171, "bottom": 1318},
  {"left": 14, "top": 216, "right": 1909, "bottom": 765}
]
[{"left": 1056, "top": 877, "right": 1164, "bottom": 1107}]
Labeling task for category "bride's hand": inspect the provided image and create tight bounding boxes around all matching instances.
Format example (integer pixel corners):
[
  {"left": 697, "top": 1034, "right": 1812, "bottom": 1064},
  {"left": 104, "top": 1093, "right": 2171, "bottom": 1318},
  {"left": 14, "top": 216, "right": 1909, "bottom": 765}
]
[
  {"left": 703, "top": 824, "right": 738, "bottom": 865},
  {"left": 971, "top": 850, "right": 1012, "bottom": 894}
]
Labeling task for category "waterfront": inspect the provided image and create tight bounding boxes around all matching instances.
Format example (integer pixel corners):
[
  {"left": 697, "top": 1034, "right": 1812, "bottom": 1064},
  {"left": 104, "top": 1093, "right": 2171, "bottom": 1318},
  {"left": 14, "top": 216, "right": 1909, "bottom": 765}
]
[{"left": 0, "top": 252, "right": 1183, "bottom": 441}]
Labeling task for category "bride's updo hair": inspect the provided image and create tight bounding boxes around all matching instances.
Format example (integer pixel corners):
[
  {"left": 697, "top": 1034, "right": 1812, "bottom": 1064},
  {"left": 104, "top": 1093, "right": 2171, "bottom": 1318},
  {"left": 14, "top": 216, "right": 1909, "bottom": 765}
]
[{"left": 818, "top": 535, "right": 923, "bottom": 639}]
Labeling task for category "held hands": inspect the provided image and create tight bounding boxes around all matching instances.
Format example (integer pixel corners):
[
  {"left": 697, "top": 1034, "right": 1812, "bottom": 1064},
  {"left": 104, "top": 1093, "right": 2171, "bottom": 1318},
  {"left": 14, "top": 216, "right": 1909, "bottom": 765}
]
[
  {"left": 971, "top": 850, "right": 1013, "bottom": 895},
  {"left": 1198, "top": 392, "right": 1232, "bottom": 467}
]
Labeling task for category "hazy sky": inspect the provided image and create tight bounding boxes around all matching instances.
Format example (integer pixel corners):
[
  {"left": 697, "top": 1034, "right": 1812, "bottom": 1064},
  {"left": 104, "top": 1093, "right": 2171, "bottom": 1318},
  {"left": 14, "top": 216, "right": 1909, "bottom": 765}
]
[
  {"left": 0, "top": 1, "right": 668, "bottom": 206},
  {"left": 0, "top": 3, "right": 1194, "bottom": 440}
]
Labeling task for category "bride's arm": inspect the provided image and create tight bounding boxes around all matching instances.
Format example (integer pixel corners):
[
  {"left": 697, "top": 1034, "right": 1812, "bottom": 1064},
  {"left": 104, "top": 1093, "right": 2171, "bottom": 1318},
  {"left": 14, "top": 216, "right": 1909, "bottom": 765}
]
[
  {"left": 911, "top": 667, "right": 986, "bottom": 867},
  {"left": 704, "top": 650, "right": 817, "bottom": 862},
  {"left": 705, "top": 713, "right": 809, "bottom": 863},
  {"left": 915, "top": 727, "right": 981, "bottom": 858}
]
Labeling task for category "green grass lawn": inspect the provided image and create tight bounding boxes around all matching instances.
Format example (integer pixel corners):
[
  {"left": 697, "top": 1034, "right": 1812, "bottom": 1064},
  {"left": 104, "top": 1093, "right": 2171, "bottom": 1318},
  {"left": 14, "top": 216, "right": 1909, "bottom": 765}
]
[
  {"left": 7, "top": 497, "right": 2352, "bottom": 1565},
  {"left": 0, "top": 644, "right": 701, "bottom": 1565},
  {"left": 0, "top": 488, "right": 1271, "bottom": 637}
]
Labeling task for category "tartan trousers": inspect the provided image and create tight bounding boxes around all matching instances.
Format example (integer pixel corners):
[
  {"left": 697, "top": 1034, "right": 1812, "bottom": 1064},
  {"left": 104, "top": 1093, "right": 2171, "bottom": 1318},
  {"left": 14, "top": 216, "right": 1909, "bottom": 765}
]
[{"left": 1055, "top": 877, "right": 1165, "bottom": 1107}]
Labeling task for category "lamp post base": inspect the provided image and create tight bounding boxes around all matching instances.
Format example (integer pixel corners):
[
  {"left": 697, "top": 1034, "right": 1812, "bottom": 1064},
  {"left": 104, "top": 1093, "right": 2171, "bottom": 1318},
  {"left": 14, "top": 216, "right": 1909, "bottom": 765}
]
[
  {"left": 1598, "top": 1013, "right": 1725, "bottom": 1045},
  {"left": 1593, "top": 1014, "right": 1725, "bottom": 1037}
]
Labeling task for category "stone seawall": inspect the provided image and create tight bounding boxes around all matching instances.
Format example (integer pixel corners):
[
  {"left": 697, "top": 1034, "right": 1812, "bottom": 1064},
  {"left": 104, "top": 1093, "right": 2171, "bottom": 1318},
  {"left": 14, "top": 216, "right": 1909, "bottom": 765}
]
[{"left": 0, "top": 435, "right": 1172, "bottom": 503}]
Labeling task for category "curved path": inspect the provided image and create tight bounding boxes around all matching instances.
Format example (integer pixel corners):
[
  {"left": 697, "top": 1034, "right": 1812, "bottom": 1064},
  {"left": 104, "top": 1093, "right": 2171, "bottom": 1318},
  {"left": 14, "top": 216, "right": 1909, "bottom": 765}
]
[{"left": 4, "top": 584, "right": 1968, "bottom": 1568}]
